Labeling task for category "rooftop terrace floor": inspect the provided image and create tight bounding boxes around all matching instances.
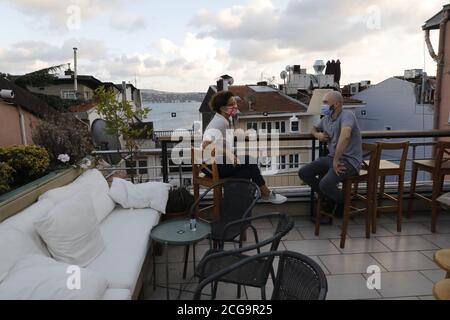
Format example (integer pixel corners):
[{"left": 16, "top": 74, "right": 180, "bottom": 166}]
[{"left": 144, "top": 203, "right": 450, "bottom": 300}]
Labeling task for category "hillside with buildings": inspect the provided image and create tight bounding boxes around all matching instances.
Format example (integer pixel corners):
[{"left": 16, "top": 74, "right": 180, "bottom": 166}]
[{"left": 141, "top": 89, "right": 205, "bottom": 103}]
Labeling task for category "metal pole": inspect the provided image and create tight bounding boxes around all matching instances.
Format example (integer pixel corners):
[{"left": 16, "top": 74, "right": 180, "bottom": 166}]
[
  {"left": 73, "top": 48, "right": 78, "bottom": 93},
  {"left": 162, "top": 141, "right": 169, "bottom": 183},
  {"left": 310, "top": 139, "right": 316, "bottom": 217}
]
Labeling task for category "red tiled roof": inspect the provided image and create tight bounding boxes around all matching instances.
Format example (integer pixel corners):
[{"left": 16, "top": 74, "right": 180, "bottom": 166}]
[
  {"left": 69, "top": 102, "right": 97, "bottom": 113},
  {"left": 228, "top": 85, "right": 307, "bottom": 114}
]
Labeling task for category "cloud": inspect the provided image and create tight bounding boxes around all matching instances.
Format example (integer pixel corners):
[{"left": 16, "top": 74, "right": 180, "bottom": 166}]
[
  {"left": 0, "top": 38, "right": 109, "bottom": 74},
  {"left": 0, "top": 0, "right": 146, "bottom": 33},
  {"left": 191, "top": 0, "right": 444, "bottom": 61},
  {"left": 110, "top": 15, "right": 147, "bottom": 32}
]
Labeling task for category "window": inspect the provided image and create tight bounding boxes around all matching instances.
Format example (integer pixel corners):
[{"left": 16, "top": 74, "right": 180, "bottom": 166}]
[
  {"left": 294, "top": 154, "right": 300, "bottom": 168},
  {"left": 138, "top": 160, "right": 148, "bottom": 175},
  {"left": 361, "top": 110, "right": 367, "bottom": 116},
  {"left": 267, "top": 122, "right": 272, "bottom": 133},
  {"left": 289, "top": 155, "right": 294, "bottom": 169},
  {"left": 262, "top": 122, "right": 267, "bottom": 130},
  {"left": 281, "top": 122, "right": 286, "bottom": 133},
  {"left": 247, "top": 122, "right": 258, "bottom": 131},
  {"left": 61, "top": 90, "right": 77, "bottom": 100},
  {"left": 275, "top": 122, "right": 280, "bottom": 131},
  {"left": 280, "top": 155, "right": 286, "bottom": 170}
]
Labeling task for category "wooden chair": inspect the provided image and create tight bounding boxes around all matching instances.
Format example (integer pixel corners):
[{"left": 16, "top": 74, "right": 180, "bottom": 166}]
[
  {"left": 434, "top": 249, "right": 450, "bottom": 279},
  {"left": 315, "top": 143, "right": 380, "bottom": 248},
  {"left": 191, "top": 147, "right": 222, "bottom": 220},
  {"left": 370, "top": 141, "right": 409, "bottom": 233},
  {"left": 407, "top": 141, "right": 450, "bottom": 233},
  {"left": 433, "top": 279, "right": 450, "bottom": 300}
]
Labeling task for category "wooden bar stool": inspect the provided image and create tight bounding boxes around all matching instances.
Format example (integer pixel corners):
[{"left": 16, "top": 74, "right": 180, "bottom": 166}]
[
  {"left": 315, "top": 143, "right": 380, "bottom": 248},
  {"left": 433, "top": 279, "right": 450, "bottom": 300},
  {"left": 191, "top": 147, "right": 222, "bottom": 220},
  {"left": 407, "top": 141, "right": 450, "bottom": 233},
  {"left": 434, "top": 249, "right": 450, "bottom": 279},
  {"left": 371, "top": 141, "right": 409, "bottom": 233}
]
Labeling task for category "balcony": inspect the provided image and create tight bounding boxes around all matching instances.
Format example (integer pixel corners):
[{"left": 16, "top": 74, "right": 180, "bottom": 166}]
[{"left": 93, "top": 129, "right": 450, "bottom": 300}]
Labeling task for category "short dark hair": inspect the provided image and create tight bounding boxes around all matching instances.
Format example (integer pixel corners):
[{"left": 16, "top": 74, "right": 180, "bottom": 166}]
[{"left": 209, "top": 91, "right": 234, "bottom": 114}]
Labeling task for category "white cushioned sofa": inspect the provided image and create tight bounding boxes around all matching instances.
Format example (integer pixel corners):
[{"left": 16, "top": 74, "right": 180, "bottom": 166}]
[{"left": 0, "top": 169, "right": 161, "bottom": 300}]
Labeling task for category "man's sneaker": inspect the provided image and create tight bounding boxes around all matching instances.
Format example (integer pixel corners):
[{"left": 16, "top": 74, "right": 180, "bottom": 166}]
[{"left": 263, "top": 191, "right": 287, "bottom": 205}]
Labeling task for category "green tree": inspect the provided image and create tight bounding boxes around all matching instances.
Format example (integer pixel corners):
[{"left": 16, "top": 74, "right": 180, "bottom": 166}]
[{"left": 95, "top": 86, "right": 152, "bottom": 183}]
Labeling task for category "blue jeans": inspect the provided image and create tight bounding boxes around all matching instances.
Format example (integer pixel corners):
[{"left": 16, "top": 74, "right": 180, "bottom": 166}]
[{"left": 298, "top": 156, "right": 358, "bottom": 204}]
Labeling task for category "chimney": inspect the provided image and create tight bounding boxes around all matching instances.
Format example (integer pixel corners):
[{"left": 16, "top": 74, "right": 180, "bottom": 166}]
[
  {"left": 73, "top": 48, "right": 78, "bottom": 92},
  {"left": 122, "top": 81, "right": 127, "bottom": 103},
  {"left": 217, "top": 79, "right": 227, "bottom": 92},
  {"left": 216, "top": 75, "right": 234, "bottom": 92}
]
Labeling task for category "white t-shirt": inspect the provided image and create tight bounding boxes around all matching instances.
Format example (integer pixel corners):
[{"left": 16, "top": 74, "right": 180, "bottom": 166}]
[{"left": 202, "top": 113, "right": 233, "bottom": 164}]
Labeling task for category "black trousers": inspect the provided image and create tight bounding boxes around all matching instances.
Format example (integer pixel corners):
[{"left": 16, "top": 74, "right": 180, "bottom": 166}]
[{"left": 217, "top": 156, "right": 266, "bottom": 187}]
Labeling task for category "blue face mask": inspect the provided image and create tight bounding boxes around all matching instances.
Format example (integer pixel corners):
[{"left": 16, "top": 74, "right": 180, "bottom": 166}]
[{"left": 321, "top": 104, "right": 335, "bottom": 116}]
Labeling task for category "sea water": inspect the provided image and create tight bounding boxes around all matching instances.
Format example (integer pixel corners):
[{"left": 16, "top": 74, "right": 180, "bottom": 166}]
[{"left": 143, "top": 102, "right": 202, "bottom": 131}]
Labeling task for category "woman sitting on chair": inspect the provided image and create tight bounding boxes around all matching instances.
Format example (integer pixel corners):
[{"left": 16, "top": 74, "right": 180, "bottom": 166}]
[{"left": 201, "top": 90, "right": 287, "bottom": 205}]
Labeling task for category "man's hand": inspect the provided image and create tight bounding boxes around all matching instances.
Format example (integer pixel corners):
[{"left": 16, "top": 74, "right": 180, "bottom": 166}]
[
  {"left": 315, "top": 132, "right": 330, "bottom": 143},
  {"left": 333, "top": 159, "right": 347, "bottom": 175}
]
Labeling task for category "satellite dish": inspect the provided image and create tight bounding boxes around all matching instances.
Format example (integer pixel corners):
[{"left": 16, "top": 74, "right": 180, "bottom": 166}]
[
  {"left": 91, "top": 119, "right": 122, "bottom": 165},
  {"left": 280, "top": 71, "right": 287, "bottom": 80},
  {"left": 285, "top": 65, "right": 292, "bottom": 72}
]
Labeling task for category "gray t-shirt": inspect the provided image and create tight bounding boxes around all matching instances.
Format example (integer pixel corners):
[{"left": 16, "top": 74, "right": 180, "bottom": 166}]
[{"left": 315, "top": 110, "right": 363, "bottom": 171}]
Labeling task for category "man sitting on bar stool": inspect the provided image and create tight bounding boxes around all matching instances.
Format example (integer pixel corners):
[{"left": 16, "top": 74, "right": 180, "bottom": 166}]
[{"left": 298, "top": 91, "right": 363, "bottom": 220}]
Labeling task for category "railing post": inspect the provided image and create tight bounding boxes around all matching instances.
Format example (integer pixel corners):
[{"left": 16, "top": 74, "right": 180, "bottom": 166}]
[
  {"left": 310, "top": 138, "right": 316, "bottom": 217},
  {"left": 162, "top": 141, "right": 169, "bottom": 183}
]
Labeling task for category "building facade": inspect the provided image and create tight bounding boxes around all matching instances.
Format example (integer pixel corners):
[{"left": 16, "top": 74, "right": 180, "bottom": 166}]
[{"left": 0, "top": 77, "right": 55, "bottom": 146}]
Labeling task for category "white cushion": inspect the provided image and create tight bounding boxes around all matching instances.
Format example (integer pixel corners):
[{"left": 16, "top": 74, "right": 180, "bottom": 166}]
[
  {"left": 0, "top": 225, "right": 48, "bottom": 283},
  {"left": 87, "top": 207, "right": 160, "bottom": 292},
  {"left": 0, "top": 255, "right": 109, "bottom": 300},
  {"left": 3, "top": 199, "right": 54, "bottom": 255},
  {"left": 40, "top": 170, "right": 115, "bottom": 223},
  {"left": 35, "top": 191, "right": 105, "bottom": 267},
  {"left": 102, "top": 289, "right": 132, "bottom": 300},
  {"left": 109, "top": 178, "right": 170, "bottom": 213}
]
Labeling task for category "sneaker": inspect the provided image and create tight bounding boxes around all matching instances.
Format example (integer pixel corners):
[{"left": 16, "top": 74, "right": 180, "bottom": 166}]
[{"left": 263, "top": 191, "right": 288, "bottom": 205}]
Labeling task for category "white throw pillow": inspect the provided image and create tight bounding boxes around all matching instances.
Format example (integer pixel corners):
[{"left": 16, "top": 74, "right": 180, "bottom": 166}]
[
  {"left": 0, "top": 225, "right": 46, "bottom": 283},
  {"left": 109, "top": 178, "right": 170, "bottom": 213},
  {"left": 108, "top": 178, "right": 129, "bottom": 208},
  {"left": 40, "top": 170, "right": 115, "bottom": 224},
  {"left": 0, "top": 255, "right": 109, "bottom": 300},
  {"left": 71, "top": 170, "right": 116, "bottom": 223},
  {"left": 34, "top": 191, "right": 105, "bottom": 267}
]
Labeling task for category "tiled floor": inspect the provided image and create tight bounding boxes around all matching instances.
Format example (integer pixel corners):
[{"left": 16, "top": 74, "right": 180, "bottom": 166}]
[{"left": 144, "top": 210, "right": 450, "bottom": 300}]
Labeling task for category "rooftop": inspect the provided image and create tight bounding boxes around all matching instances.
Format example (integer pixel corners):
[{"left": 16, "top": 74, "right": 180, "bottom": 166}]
[
  {"left": 145, "top": 202, "right": 450, "bottom": 300},
  {"left": 0, "top": 77, "right": 57, "bottom": 117}
]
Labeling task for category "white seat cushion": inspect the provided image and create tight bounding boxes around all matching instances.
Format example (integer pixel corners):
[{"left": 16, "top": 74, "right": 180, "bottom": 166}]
[
  {"left": 0, "top": 225, "right": 48, "bottom": 283},
  {"left": 102, "top": 289, "right": 132, "bottom": 300},
  {"left": 35, "top": 191, "right": 105, "bottom": 267},
  {"left": 87, "top": 208, "right": 160, "bottom": 292},
  {"left": 0, "top": 255, "right": 109, "bottom": 300}
]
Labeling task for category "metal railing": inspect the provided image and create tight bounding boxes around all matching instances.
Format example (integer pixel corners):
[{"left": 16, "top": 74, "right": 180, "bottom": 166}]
[{"left": 92, "top": 129, "right": 450, "bottom": 216}]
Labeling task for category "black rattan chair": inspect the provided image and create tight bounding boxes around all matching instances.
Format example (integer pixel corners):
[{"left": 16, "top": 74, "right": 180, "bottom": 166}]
[
  {"left": 189, "top": 179, "right": 261, "bottom": 247},
  {"left": 194, "top": 250, "right": 328, "bottom": 300},
  {"left": 195, "top": 213, "right": 294, "bottom": 300}
]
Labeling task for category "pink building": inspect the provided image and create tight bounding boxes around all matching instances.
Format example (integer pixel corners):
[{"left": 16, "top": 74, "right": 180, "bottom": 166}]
[
  {"left": 424, "top": 4, "right": 450, "bottom": 135},
  {"left": 0, "top": 77, "right": 55, "bottom": 146}
]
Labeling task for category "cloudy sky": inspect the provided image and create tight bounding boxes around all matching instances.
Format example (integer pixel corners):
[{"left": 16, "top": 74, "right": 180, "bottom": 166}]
[{"left": 0, "top": 0, "right": 445, "bottom": 92}]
